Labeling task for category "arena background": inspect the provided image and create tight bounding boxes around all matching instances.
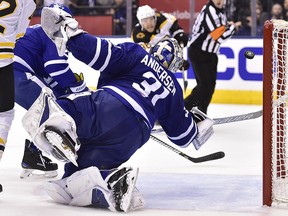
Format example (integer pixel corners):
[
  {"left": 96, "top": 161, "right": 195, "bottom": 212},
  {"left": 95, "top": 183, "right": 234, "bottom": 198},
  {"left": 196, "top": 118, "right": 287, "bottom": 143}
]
[
  {"left": 66, "top": 37, "right": 263, "bottom": 105},
  {"left": 30, "top": 0, "right": 264, "bottom": 105}
]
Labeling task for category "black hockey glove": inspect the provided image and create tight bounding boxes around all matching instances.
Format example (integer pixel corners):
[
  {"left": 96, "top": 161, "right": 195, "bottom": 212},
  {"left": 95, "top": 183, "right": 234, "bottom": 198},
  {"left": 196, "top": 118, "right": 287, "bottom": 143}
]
[
  {"left": 181, "top": 60, "right": 190, "bottom": 70},
  {"left": 174, "top": 32, "right": 189, "bottom": 47}
]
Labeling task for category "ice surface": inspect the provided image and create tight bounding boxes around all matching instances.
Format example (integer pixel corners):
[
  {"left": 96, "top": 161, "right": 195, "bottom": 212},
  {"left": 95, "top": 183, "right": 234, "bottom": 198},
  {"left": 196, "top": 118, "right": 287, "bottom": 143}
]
[{"left": 1, "top": 103, "right": 287, "bottom": 216}]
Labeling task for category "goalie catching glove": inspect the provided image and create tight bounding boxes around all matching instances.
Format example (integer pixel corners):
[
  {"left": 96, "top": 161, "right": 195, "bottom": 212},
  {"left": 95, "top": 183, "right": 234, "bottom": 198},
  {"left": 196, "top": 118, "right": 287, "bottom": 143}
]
[{"left": 22, "top": 87, "right": 80, "bottom": 166}]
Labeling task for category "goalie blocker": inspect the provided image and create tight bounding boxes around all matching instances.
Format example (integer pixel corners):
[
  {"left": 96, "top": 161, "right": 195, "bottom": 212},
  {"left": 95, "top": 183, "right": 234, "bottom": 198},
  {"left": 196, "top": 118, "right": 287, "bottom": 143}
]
[{"left": 22, "top": 87, "right": 80, "bottom": 166}]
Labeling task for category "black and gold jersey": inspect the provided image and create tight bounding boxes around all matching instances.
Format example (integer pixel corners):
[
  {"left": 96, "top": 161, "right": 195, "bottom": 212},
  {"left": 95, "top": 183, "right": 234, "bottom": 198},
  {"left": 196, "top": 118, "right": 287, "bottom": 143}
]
[{"left": 131, "top": 12, "right": 188, "bottom": 48}]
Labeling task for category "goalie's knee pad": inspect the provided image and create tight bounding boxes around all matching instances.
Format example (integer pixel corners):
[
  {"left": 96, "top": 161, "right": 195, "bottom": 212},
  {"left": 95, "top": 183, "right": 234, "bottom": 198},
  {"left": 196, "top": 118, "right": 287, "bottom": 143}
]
[
  {"left": 66, "top": 166, "right": 115, "bottom": 210},
  {"left": 44, "top": 166, "right": 145, "bottom": 212},
  {"left": 66, "top": 166, "right": 108, "bottom": 197},
  {"left": 44, "top": 179, "right": 72, "bottom": 204},
  {"left": 44, "top": 167, "right": 116, "bottom": 210},
  {"left": 22, "top": 87, "right": 80, "bottom": 165}
]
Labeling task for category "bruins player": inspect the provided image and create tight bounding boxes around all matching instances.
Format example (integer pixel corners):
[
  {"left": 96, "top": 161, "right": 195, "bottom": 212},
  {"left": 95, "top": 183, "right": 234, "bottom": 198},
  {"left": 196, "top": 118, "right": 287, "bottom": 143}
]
[
  {"left": 131, "top": 5, "right": 189, "bottom": 51},
  {"left": 0, "top": 0, "right": 36, "bottom": 192}
]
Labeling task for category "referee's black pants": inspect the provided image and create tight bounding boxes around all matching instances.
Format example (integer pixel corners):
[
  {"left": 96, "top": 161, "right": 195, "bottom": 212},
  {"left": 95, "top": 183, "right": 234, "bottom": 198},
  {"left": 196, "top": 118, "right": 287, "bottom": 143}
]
[{"left": 184, "top": 45, "right": 218, "bottom": 114}]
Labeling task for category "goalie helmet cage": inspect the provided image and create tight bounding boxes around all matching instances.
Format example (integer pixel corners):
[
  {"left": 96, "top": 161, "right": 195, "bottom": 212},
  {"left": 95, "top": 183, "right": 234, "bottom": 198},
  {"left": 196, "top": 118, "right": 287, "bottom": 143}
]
[{"left": 263, "top": 19, "right": 288, "bottom": 207}]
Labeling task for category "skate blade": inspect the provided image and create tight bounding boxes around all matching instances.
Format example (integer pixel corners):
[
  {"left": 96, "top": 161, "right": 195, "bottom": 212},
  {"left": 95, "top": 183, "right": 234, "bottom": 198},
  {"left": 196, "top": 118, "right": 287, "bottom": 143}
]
[
  {"left": 44, "top": 130, "right": 78, "bottom": 167},
  {"left": 20, "top": 169, "right": 58, "bottom": 179}
]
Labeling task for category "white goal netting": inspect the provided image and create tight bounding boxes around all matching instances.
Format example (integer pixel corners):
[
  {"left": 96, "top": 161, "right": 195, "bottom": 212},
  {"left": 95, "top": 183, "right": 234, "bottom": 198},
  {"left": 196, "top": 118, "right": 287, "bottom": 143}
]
[{"left": 270, "top": 19, "right": 288, "bottom": 205}]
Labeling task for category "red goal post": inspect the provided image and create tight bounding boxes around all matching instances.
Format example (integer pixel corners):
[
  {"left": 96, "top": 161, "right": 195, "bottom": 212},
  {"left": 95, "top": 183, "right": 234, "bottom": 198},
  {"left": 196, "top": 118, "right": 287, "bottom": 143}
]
[{"left": 263, "top": 19, "right": 288, "bottom": 206}]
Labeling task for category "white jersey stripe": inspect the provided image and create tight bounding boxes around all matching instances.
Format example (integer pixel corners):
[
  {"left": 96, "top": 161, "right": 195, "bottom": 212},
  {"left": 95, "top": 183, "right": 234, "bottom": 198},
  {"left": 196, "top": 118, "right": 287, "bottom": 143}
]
[{"left": 88, "top": 37, "right": 101, "bottom": 67}]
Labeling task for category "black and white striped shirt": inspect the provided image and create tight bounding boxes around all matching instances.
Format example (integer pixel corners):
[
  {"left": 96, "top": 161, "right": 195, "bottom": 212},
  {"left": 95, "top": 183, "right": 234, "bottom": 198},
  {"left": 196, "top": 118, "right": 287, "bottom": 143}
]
[{"left": 188, "top": 1, "right": 235, "bottom": 53}]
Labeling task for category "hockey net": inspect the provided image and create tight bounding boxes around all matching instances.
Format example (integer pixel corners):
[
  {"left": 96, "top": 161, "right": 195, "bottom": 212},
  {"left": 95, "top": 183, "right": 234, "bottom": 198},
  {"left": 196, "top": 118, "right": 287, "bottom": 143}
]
[{"left": 263, "top": 19, "right": 288, "bottom": 206}]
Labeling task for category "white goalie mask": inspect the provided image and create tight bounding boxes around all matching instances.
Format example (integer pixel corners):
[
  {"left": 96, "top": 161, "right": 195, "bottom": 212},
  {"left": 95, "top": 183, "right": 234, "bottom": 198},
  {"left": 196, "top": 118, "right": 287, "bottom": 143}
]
[{"left": 150, "top": 38, "right": 184, "bottom": 73}]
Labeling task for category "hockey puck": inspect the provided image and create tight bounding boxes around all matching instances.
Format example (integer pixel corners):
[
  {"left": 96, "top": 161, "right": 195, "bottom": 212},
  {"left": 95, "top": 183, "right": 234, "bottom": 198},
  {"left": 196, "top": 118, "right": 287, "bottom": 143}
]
[{"left": 244, "top": 50, "right": 255, "bottom": 59}]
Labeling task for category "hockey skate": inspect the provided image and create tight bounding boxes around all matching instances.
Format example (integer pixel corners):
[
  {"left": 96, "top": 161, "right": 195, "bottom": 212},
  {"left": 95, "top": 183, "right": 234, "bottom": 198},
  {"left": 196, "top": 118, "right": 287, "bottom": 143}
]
[
  {"left": 21, "top": 139, "right": 58, "bottom": 179},
  {"left": 191, "top": 107, "right": 214, "bottom": 150},
  {"left": 106, "top": 167, "right": 139, "bottom": 212}
]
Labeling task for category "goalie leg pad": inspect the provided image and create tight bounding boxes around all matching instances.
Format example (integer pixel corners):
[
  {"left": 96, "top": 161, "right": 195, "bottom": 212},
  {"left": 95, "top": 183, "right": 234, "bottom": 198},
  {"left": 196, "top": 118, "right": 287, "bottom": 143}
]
[
  {"left": 67, "top": 167, "right": 116, "bottom": 210},
  {"left": 44, "top": 166, "right": 144, "bottom": 212},
  {"left": 66, "top": 166, "right": 108, "bottom": 197},
  {"left": 44, "top": 178, "right": 72, "bottom": 204},
  {"left": 44, "top": 167, "right": 115, "bottom": 209},
  {"left": 22, "top": 88, "right": 79, "bottom": 165},
  {"left": 66, "top": 167, "right": 115, "bottom": 210}
]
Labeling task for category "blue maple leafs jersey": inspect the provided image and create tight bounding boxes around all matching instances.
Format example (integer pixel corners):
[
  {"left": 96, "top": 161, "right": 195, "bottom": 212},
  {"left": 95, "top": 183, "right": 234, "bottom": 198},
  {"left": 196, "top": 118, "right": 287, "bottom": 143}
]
[
  {"left": 14, "top": 24, "right": 78, "bottom": 97},
  {"left": 68, "top": 34, "right": 198, "bottom": 147}
]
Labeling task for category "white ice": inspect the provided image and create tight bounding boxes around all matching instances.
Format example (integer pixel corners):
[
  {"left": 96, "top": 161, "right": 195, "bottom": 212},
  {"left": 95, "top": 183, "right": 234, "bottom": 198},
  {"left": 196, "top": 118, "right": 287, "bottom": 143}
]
[{"left": 1, "top": 103, "right": 288, "bottom": 216}]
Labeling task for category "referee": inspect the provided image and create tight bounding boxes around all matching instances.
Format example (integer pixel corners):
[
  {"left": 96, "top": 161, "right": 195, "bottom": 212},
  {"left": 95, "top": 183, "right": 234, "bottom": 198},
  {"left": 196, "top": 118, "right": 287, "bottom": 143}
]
[{"left": 184, "top": 0, "right": 237, "bottom": 114}]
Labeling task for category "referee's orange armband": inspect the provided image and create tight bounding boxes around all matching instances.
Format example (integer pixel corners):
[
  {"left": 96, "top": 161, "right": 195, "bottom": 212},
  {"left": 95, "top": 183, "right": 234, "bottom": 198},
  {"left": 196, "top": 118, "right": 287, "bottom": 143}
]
[{"left": 210, "top": 25, "right": 225, "bottom": 40}]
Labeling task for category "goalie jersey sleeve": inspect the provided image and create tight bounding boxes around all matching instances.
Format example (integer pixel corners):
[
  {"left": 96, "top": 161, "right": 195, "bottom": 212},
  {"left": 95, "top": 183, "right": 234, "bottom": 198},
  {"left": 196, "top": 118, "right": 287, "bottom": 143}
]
[
  {"left": 14, "top": 25, "right": 81, "bottom": 109},
  {"left": 67, "top": 34, "right": 198, "bottom": 147}
]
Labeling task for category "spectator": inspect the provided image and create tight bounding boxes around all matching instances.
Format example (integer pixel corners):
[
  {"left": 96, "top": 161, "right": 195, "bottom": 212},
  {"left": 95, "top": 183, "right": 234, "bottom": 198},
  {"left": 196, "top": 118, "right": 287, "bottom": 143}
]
[
  {"left": 255, "top": 0, "right": 269, "bottom": 35},
  {"left": 34, "top": 0, "right": 70, "bottom": 15},
  {"left": 107, "top": 0, "right": 127, "bottom": 35},
  {"left": 69, "top": 0, "right": 98, "bottom": 15},
  {"left": 44, "top": 0, "right": 68, "bottom": 6},
  {"left": 283, "top": 0, "right": 288, "bottom": 20},
  {"left": 235, "top": 0, "right": 269, "bottom": 36},
  {"left": 96, "top": 0, "right": 114, "bottom": 14},
  {"left": 270, "top": 3, "right": 283, "bottom": 19}
]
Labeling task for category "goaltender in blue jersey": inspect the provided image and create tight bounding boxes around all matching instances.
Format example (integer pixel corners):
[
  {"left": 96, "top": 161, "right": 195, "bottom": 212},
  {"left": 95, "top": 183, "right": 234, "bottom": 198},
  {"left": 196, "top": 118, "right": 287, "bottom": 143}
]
[
  {"left": 14, "top": 24, "right": 87, "bottom": 110},
  {"left": 13, "top": 23, "right": 88, "bottom": 179},
  {"left": 20, "top": 3, "right": 215, "bottom": 213}
]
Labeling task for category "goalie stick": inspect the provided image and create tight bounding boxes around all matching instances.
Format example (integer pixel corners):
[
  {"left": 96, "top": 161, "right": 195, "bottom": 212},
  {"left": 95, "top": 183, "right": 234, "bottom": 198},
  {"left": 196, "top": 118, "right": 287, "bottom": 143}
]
[
  {"left": 213, "top": 109, "right": 262, "bottom": 125},
  {"left": 179, "top": 42, "right": 188, "bottom": 94},
  {"left": 152, "top": 109, "right": 263, "bottom": 133},
  {"left": 150, "top": 135, "right": 225, "bottom": 163},
  {"left": 182, "top": 68, "right": 188, "bottom": 94}
]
